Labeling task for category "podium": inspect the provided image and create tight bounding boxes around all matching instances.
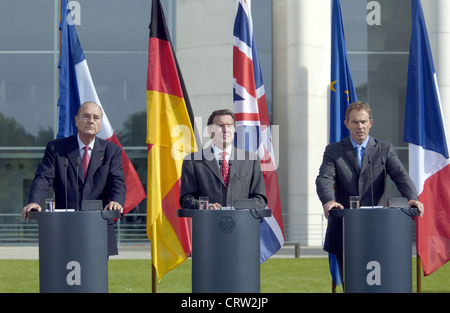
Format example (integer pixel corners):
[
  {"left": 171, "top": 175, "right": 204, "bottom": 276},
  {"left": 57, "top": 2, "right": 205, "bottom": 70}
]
[
  {"left": 30, "top": 210, "right": 118, "bottom": 293},
  {"left": 331, "top": 208, "right": 419, "bottom": 293},
  {"left": 178, "top": 208, "right": 271, "bottom": 293}
]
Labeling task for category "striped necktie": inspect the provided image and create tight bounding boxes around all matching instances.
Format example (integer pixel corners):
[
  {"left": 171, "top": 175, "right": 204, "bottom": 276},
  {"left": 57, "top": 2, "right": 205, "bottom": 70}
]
[{"left": 221, "top": 151, "right": 229, "bottom": 188}]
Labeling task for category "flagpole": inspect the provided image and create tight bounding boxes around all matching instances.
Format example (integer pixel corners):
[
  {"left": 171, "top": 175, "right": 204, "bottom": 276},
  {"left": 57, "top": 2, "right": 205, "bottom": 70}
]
[
  {"left": 417, "top": 255, "right": 422, "bottom": 293},
  {"left": 152, "top": 263, "right": 157, "bottom": 293},
  {"left": 416, "top": 218, "right": 422, "bottom": 293},
  {"left": 59, "top": 0, "right": 62, "bottom": 73},
  {"left": 415, "top": 212, "right": 422, "bottom": 293},
  {"left": 57, "top": 0, "right": 62, "bottom": 138},
  {"left": 415, "top": 203, "right": 422, "bottom": 293}
]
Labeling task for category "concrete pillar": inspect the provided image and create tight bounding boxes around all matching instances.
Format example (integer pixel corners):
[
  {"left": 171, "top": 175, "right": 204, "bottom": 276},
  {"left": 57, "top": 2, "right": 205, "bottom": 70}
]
[{"left": 272, "top": 0, "right": 331, "bottom": 245}]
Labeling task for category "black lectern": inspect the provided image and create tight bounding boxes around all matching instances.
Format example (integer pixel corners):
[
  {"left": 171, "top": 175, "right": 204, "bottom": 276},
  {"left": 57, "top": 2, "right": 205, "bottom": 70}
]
[
  {"left": 331, "top": 208, "right": 418, "bottom": 293},
  {"left": 30, "top": 210, "right": 118, "bottom": 293},
  {"left": 178, "top": 208, "right": 271, "bottom": 293}
]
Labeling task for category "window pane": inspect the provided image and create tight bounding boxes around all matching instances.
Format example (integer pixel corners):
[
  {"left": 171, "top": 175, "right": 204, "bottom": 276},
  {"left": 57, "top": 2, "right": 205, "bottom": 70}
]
[
  {"left": 349, "top": 54, "right": 408, "bottom": 148},
  {"left": 0, "top": 152, "right": 46, "bottom": 214},
  {"left": 0, "top": 1, "right": 54, "bottom": 51},
  {"left": 83, "top": 52, "right": 147, "bottom": 146},
  {"left": 75, "top": 0, "right": 150, "bottom": 52},
  {"left": 0, "top": 54, "right": 55, "bottom": 146},
  {"left": 342, "top": 0, "right": 411, "bottom": 52}
]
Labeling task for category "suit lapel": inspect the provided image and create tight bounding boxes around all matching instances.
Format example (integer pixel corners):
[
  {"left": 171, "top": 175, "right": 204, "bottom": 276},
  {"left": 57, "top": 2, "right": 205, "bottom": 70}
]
[
  {"left": 202, "top": 147, "right": 223, "bottom": 183},
  {"left": 360, "top": 137, "right": 376, "bottom": 174},
  {"left": 65, "top": 135, "right": 84, "bottom": 182},
  {"left": 87, "top": 138, "right": 105, "bottom": 181},
  {"left": 202, "top": 146, "right": 240, "bottom": 187},
  {"left": 228, "top": 147, "right": 239, "bottom": 182},
  {"left": 343, "top": 138, "right": 360, "bottom": 174}
]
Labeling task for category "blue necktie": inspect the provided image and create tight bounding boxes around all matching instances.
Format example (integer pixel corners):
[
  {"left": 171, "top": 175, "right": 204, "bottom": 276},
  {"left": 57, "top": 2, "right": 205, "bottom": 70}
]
[{"left": 356, "top": 145, "right": 362, "bottom": 168}]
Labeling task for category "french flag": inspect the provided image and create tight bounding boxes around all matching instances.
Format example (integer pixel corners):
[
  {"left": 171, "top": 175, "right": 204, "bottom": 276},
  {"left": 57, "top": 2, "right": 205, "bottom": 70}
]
[
  {"left": 233, "top": 0, "right": 285, "bottom": 262},
  {"left": 57, "top": 0, "right": 146, "bottom": 215},
  {"left": 404, "top": 0, "right": 450, "bottom": 276}
]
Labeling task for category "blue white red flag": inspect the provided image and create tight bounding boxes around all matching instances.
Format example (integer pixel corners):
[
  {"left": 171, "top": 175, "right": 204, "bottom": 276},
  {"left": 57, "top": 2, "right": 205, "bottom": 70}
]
[
  {"left": 58, "top": 0, "right": 146, "bottom": 215},
  {"left": 404, "top": 0, "right": 450, "bottom": 276},
  {"left": 233, "top": 0, "right": 284, "bottom": 263}
]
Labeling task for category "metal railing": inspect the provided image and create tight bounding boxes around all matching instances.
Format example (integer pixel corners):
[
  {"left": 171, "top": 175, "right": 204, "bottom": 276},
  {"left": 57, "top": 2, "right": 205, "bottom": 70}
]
[
  {"left": 0, "top": 212, "right": 327, "bottom": 246},
  {"left": 0, "top": 213, "right": 149, "bottom": 245},
  {"left": 0, "top": 211, "right": 414, "bottom": 247}
]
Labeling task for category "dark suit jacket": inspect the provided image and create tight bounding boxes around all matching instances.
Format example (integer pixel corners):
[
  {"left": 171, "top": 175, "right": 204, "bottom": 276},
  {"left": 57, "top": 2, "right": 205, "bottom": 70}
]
[
  {"left": 179, "top": 146, "right": 267, "bottom": 210},
  {"left": 315, "top": 136, "right": 417, "bottom": 256},
  {"left": 28, "top": 134, "right": 126, "bottom": 255}
]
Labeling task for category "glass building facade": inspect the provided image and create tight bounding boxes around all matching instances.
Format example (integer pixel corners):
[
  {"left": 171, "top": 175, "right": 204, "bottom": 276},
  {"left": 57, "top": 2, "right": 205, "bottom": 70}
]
[
  {"left": 0, "top": 0, "right": 159, "bottom": 241},
  {"left": 342, "top": 0, "right": 411, "bottom": 197},
  {"left": 0, "top": 0, "right": 415, "bottom": 243}
]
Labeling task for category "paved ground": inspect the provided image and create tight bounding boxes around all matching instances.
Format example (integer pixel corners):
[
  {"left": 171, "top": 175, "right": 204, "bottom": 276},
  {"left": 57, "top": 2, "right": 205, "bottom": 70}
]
[{"left": 0, "top": 244, "right": 328, "bottom": 260}]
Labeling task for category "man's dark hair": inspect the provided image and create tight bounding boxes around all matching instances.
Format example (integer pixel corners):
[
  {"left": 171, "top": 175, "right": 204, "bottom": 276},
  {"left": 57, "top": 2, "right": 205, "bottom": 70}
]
[{"left": 207, "top": 109, "right": 236, "bottom": 125}]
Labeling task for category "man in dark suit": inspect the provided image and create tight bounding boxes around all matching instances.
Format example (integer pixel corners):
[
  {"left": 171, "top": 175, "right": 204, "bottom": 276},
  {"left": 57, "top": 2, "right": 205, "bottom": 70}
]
[
  {"left": 316, "top": 101, "right": 424, "bottom": 279},
  {"left": 22, "top": 102, "right": 126, "bottom": 255},
  {"left": 180, "top": 109, "right": 267, "bottom": 210}
]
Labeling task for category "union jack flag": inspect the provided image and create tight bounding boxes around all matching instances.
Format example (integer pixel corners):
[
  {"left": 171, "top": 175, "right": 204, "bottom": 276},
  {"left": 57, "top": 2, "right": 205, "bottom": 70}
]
[{"left": 233, "top": 0, "right": 285, "bottom": 262}]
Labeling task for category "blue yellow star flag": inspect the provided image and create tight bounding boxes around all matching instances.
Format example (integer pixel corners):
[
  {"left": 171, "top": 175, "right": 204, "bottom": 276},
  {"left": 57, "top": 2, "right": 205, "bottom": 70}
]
[
  {"left": 330, "top": 0, "right": 357, "bottom": 143},
  {"left": 328, "top": 0, "right": 358, "bottom": 286}
]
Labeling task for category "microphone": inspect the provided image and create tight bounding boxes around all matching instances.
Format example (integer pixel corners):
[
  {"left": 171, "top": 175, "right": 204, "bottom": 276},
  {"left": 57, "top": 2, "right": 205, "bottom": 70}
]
[
  {"left": 76, "top": 156, "right": 81, "bottom": 211},
  {"left": 381, "top": 156, "right": 387, "bottom": 208},
  {"left": 228, "top": 163, "right": 233, "bottom": 208},
  {"left": 219, "top": 160, "right": 224, "bottom": 209},
  {"left": 64, "top": 158, "right": 69, "bottom": 212},
  {"left": 368, "top": 156, "right": 374, "bottom": 209}
]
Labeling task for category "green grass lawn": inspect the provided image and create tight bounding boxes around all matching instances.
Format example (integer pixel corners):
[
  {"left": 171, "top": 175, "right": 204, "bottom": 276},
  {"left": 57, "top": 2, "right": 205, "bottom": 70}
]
[{"left": 1, "top": 258, "right": 449, "bottom": 293}]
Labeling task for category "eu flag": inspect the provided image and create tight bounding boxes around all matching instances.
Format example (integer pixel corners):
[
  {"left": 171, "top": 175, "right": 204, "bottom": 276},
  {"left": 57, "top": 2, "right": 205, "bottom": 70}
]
[
  {"left": 330, "top": 0, "right": 357, "bottom": 143},
  {"left": 328, "top": 0, "right": 358, "bottom": 287}
]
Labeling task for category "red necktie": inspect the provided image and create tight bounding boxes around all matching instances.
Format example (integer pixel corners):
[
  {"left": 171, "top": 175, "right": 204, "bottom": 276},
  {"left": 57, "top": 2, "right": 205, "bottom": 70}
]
[
  {"left": 222, "top": 151, "right": 229, "bottom": 188},
  {"left": 82, "top": 146, "right": 90, "bottom": 178}
]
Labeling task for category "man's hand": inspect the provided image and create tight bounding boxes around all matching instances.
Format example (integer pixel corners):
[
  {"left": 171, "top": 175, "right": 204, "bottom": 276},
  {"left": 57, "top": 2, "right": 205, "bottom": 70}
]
[
  {"left": 408, "top": 199, "right": 424, "bottom": 217},
  {"left": 323, "top": 200, "right": 344, "bottom": 219},
  {"left": 207, "top": 202, "right": 221, "bottom": 210},
  {"left": 22, "top": 203, "right": 42, "bottom": 220},
  {"left": 104, "top": 201, "right": 123, "bottom": 214}
]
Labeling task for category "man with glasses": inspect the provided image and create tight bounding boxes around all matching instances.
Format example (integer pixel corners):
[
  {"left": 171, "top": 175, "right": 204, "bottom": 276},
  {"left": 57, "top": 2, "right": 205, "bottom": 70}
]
[{"left": 22, "top": 101, "right": 125, "bottom": 255}]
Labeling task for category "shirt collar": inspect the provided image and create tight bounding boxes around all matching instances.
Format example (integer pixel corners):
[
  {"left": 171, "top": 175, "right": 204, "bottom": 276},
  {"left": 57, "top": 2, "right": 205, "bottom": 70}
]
[
  {"left": 350, "top": 136, "right": 369, "bottom": 149},
  {"left": 212, "top": 144, "right": 232, "bottom": 159},
  {"left": 77, "top": 134, "right": 95, "bottom": 151}
]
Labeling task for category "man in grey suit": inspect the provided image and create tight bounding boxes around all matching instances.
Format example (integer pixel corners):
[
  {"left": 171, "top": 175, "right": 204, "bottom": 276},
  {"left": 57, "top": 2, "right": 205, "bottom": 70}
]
[
  {"left": 180, "top": 109, "right": 267, "bottom": 210},
  {"left": 316, "top": 101, "right": 424, "bottom": 279}
]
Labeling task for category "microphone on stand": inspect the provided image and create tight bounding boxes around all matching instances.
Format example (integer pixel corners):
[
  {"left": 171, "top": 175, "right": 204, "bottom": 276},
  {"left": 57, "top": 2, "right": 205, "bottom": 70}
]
[
  {"left": 64, "top": 158, "right": 69, "bottom": 212},
  {"left": 381, "top": 156, "right": 387, "bottom": 208},
  {"left": 218, "top": 160, "right": 223, "bottom": 209},
  {"left": 228, "top": 163, "right": 233, "bottom": 208},
  {"left": 368, "top": 156, "right": 374, "bottom": 209},
  {"left": 76, "top": 156, "right": 81, "bottom": 211}
]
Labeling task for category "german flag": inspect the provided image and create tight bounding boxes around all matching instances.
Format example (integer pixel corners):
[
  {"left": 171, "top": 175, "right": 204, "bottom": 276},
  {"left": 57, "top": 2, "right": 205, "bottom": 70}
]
[{"left": 146, "top": 0, "right": 198, "bottom": 281}]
